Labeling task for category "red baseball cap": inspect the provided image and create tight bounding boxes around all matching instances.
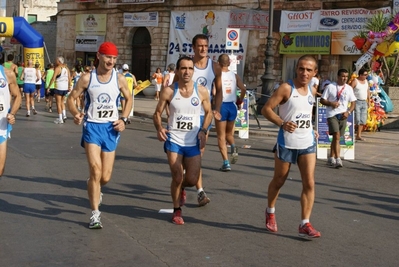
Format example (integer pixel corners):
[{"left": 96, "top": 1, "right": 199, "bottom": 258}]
[{"left": 98, "top": 42, "right": 118, "bottom": 57}]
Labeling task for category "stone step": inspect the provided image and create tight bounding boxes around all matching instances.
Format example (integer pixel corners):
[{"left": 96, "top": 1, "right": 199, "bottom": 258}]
[{"left": 381, "top": 113, "right": 399, "bottom": 129}]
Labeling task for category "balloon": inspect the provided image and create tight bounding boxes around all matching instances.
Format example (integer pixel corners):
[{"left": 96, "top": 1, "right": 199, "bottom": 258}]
[
  {"left": 352, "top": 36, "right": 366, "bottom": 50},
  {"left": 374, "top": 41, "right": 389, "bottom": 59},
  {"left": 386, "top": 41, "right": 399, "bottom": 56},
  {"left": 367, "top": 31, "right": 387, "bottom": 43}
]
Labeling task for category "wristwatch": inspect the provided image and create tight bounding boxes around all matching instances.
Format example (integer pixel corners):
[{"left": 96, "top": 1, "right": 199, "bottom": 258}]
[
  {"left": 200, "top": 128, "right": 208, "bottom": 135},
  {"left": 120, "top": 117, "right": 128, "bottom": 125}
]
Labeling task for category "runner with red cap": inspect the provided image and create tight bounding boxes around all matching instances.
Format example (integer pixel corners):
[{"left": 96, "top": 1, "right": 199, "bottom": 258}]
[{"left": 67, "top": 41, "right": 133, "bottom": 229}]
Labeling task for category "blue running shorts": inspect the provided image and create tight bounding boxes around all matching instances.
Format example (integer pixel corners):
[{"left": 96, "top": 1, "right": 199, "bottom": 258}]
[
  {"left": 164, "top": 140, "right": 200, "bottom": 157},
  {"left": 23, "top": 83, "right": 36, "bottom": 94},
  {"left": 220, "top": 102, "right": 238, "bottom": 122},
  {"left": 273, "top": 143, "right": 316, "bottom": 164},
  {"left": 81, "top": 121, "right": 120, "bottom": 152}
]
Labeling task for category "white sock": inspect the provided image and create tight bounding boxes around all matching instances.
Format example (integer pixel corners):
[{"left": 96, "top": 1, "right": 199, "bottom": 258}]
[
  {"left": 301, "top": 219, "right": 309, "bottom": 227},
  {"left": 59, "top": 114, "right": 63, "bottom": 120},
  {"left": 62, "top": 110, "right": 66, "bottom": 117},
  {"left": 32, "top": 106, "right": 35, "bottom": 110},
  {"left": 92, "top": 210, "right": 100, "bottom": 215},
  {"left": 266, "top": 207, "right": 275, "bottom": 214},
  {"left": 197, "top": 188, "right": 204, "bottom": 194}
]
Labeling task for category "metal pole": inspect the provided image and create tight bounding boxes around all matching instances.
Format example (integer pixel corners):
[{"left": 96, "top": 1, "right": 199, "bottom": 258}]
[{"left": 257, "top": 0, "right": 275, "bottom": 114}]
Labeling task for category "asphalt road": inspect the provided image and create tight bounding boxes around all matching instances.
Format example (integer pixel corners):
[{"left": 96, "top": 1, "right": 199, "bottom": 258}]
[{"left": 1, "top": 105, "right": 398, "bottom": 267}]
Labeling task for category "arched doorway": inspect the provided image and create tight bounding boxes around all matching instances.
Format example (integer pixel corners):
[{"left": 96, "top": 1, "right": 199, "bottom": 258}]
[{"left": 131, "top": 27, "right": 151, "bottom": 82}]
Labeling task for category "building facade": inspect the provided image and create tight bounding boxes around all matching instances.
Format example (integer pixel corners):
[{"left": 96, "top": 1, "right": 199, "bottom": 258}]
[{"left": 54, "top": 0, "right": 393, "bottom": 87}]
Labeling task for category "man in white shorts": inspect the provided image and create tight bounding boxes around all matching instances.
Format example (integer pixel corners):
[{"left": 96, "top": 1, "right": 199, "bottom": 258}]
[{"left": 67, "top": 42, "right": 133, "bottom": 229}]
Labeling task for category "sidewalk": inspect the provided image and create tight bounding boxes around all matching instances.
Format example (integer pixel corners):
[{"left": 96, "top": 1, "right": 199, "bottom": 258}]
[{"left": 133, "top": 95, "right": 398, "bottom": 171}]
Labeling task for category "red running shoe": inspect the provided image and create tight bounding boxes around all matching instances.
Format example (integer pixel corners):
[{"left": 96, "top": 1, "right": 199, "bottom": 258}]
[
  {"left": 172, "top": 210, "right": 184, "bottom": 225},
  {"left": 265, "top": 211, "right": 278, "bottom": 232},
  {"left": 298, "top": 223, "right": 321, "bottom": 238},
  {"left": 179, "top": 189, "right": 186, "bottom": 207}
]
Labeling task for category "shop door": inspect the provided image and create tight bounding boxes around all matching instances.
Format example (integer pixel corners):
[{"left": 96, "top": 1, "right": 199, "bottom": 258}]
[{"left": 131, "top": 27, "right": 151, "bottom": 82}]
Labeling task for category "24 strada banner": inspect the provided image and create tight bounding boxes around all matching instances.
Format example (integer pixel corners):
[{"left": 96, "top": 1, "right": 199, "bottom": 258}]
[
  {"left": 167, "top": 11, "right": 248, "bottom": 68},
  {"left": 280, "top": 7, "right": 391, "bottom": 32}
]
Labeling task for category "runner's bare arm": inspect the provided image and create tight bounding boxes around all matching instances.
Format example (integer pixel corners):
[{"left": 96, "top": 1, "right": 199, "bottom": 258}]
[
  {"left": 153, "top": 86, "right": 173, "bottom": 141},
  {"left": 6, "top": 69, "right": 21, "bottom": 121}
]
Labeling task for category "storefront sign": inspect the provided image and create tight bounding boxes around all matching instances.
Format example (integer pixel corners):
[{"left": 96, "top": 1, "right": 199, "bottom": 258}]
[
  {"left": 167, "top": 11, "right": 248, "bottom": 68},
  {"left": 394, "top": 0, "right": 399, "bottom": 14},
  {"left": 279, "top": 32, "right": 331, "bottom": 54},
  {"left": 319, "top": 7, "right": 391, "bottom": 31},
  {"left": 280, "top": 10, "right": 319, "bottom": 32},
  {"left": 331, "top": 31, "right": 361, "bottom": 55},
  {"left": 280, "top": 7, "right": 391, "bottom": 32},
  {"left": 76, "top": 14, "right": 107, "bottom": 35},
  {"left": 228, "top": 9, "right": 269, "bottom": 30},
  {"left": 109, "top": 0, "right": 164, "bottom": 4},
  {"left": 75, "top": 35, "right": 105, "bottom": 52},
  {"left": 123, "top": 12, "right": 158, "bottom": 27}
]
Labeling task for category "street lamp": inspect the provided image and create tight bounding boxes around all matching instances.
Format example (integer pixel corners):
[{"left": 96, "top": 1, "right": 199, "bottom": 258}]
[{"left": 257, "top": 0, "right": 275, "bottom": 114}]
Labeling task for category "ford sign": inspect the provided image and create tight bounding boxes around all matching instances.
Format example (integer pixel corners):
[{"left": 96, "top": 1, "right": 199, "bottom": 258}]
[{"left": 320, "top": 17, "right": 339, "bottom": 27}]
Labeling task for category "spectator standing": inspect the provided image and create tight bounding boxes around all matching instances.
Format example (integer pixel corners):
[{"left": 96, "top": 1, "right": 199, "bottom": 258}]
[{"left": 320, "top": 69, "right": 356, "bottom": 168}]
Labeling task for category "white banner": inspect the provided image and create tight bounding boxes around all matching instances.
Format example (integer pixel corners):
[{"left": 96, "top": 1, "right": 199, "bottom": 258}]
[
  {"left": 167, "top": 11, "right": 248, "bottom": 77},
  {"left": 280, "top": 7, "right": 392, "bottom": 32},
  {"left": 280, "top": 10, "right": 319, "bottom": 32},
  {"left": 123, "top": 12, "right": 158, "bottom": 27},
  {"left": 319, "top": 7, "right": 391, "bottom": 31},
  {"left": 75, "top": 35, "right": 105, "bottom": 52},
  {"left": 394, "top": 0, "right": 399, "bottom": 14}
]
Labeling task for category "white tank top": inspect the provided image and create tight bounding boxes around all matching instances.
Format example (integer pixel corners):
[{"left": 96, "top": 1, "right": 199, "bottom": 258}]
[
  {"left": 0, "top": 66, "right": 11, "bottom": 138},
  {"left": 192, "top": 58, "right": 215, "bottom": 115},
  {"left": 221, "top": 71, "right": 237, "bottom": 102},
  {"left": 277, "top": 81, "right": 314, "bottom": 149},
  {"left": 353, "top": 79, "right": 368, "bottom": 100},
  {"left": 56, "top": 67, "right": 69, "bottom": 91},
  {"left": 23, "top": 68, "right": 37, "bottom": 84},
  {"left": 84, "top": 69, "right": 120, "bottom": 123},
  {"left": 167, "top": 73, "right": 175, "bottom": 86},
  {"left": 168, "top": 82, "right": 202, "bottom": 147}
]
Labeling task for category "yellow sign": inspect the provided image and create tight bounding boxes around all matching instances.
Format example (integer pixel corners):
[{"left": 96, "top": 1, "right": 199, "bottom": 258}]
[
  {"left": 76, "top": 14, "right": 107, "bottom": 35},
  {"left": 24, "top": 47, "right": 45, "bottom": 71},
  {"left": 0, "top": 17, "right": 14, "bottom": 36}
]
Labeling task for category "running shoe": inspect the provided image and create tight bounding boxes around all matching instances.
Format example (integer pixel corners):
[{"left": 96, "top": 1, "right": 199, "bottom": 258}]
[
  {"left": 327, "top": 157, "right": 336, "bottom": 167},
  {"left": 298, "top": 222, "right": 321, "bottom": 238},
  {"left": 48, "top": 107, "right": 52, "bottom": 113},
  {"left": 54, "top": 118, "right": 64, "bottom": 124},
  {"left": 220, "top": 163, "right": 231, "bottom": 172},
  {"left": 230, "top": 146, "right": 238, "bottom": 164},
  {"left": 172, "top": 209, "right": 184, "bottom": 225},
  {"left": 33, "top": 109, "right": 37, "bottom": 115},
  {"left": 197, "top": 190, "right": 210, "bottom": 207},
  {"left": 265, "top": 211, "right": 278, "bottom": 232},
  {"left": 26, "top": 113, "right": 30, "bottom": 117},
  {"left": 335, "top": 158, "right": 343, "bottom": 168},
  {"left": 63, "top": 116, "right": 67, "bottom": 122},
  {"left": 179, "top": 188, "right": 186, "bottom": 207},
  {"left": 89, "top": 211, "right": 103, "bottom": 229}
]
